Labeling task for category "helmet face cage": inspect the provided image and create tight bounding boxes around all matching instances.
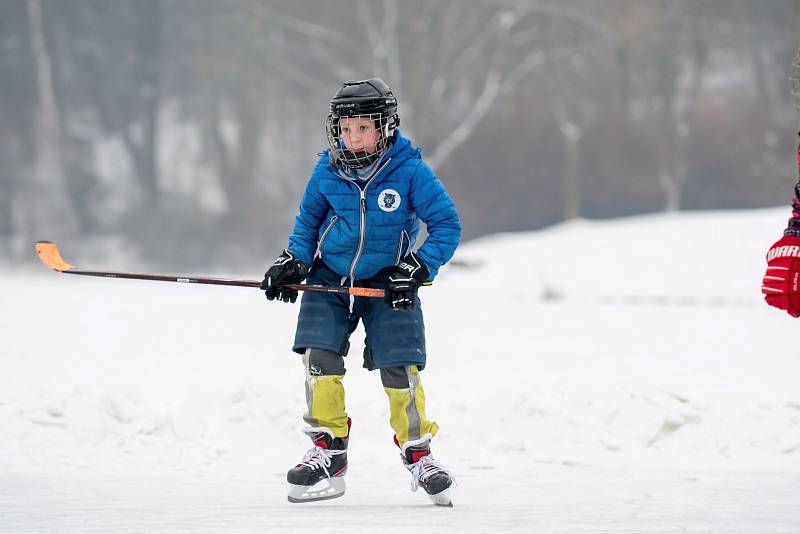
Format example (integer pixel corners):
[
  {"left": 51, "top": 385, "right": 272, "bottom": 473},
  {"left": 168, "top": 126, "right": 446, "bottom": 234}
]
[{"left": 326, "top": 112, "right": 397, "bottom": 170}]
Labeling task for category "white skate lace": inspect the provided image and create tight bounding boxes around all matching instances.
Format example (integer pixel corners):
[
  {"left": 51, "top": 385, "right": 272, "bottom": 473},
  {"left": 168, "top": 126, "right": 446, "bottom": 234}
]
[
  {"left": 299, "top": 446, "right": 346, "bottom": 478},
  {"left": 406, "top": 455, "right": 454, "bottom": 492}
]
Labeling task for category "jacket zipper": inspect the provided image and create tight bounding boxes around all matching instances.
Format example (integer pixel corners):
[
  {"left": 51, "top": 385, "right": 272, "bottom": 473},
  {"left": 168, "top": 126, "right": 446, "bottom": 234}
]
[
  {"left": 316, "top": 215, "right": 339, "bottom": 258},
  {"left": 347, "top": 158, "right": 391, "bottom": 284}
]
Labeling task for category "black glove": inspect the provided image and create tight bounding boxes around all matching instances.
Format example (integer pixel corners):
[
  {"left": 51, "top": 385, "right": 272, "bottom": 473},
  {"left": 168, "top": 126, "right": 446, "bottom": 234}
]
[
  {"left": 384, "top": 252, "right": 430, "bottom": 310},
  {"left": 260, "top": 249, "right": 309, "bottom": 303}
]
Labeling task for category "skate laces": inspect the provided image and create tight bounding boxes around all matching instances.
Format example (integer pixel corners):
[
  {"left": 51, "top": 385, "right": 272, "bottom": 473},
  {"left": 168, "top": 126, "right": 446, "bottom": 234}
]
[
  {"left": 299, "top": 446, "right": 346, "bottom": 478},
  {"left": 406, "top": 454, "right": 454, "bottom": 492}
]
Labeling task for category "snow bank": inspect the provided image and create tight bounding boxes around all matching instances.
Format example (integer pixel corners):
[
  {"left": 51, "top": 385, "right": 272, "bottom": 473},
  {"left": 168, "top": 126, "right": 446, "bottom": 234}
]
[{"left": 446, "top": 208, "right": 785, "bottom": 300}]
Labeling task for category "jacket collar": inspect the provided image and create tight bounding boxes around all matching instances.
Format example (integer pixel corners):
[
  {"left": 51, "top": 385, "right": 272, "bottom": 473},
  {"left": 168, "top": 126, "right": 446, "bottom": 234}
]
[{"left": 329, "top": 130, "right": 414, "bottom": 184}]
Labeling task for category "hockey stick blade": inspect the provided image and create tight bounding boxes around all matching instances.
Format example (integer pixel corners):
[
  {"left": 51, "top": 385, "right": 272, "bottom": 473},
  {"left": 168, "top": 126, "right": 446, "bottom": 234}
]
[
  {"left": 35, "top": 240, "right": 75, "bottom": 272},
  {"left": 34, "top": 241, "right": 385, "bottom": 298}
]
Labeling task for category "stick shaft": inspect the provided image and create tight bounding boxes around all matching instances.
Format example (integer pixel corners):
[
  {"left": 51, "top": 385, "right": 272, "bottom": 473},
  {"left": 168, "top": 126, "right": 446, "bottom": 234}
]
[{"left": 34, "top": 241, "right": 384, "bottom": 298}]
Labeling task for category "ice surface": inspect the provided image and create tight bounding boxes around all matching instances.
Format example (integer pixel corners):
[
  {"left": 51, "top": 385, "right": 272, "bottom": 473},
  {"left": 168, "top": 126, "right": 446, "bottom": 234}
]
[
  {"left": 1, "top": 466, "right": 798, "bottom": 533},
  {"left": 1, "top": 207, "right": 799, "bottom": 531}
]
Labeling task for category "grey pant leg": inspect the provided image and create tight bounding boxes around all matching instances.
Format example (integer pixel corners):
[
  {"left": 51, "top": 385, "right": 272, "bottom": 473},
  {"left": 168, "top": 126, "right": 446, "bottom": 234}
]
[
  {"left": 379, "top": 366, "right": 409, "bottom": 388},
  {"left": 303, "top": 348, "right": 346, "bottom": 377}
]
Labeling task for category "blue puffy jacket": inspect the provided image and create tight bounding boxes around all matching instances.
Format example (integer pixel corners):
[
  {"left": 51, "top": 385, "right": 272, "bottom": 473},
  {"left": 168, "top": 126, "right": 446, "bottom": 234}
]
[{"left": 287, "top": 131, "right": 461, "bottom": 281}]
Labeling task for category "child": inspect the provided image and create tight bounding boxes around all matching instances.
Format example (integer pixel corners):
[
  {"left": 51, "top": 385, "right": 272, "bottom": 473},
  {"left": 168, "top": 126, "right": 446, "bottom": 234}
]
[
  {"left": 261, "top": 78, "right": 461, "bottom": 506},
  {"left": 762, "top": 50, "right": 800, "bottom": 317},
  {"left": 762, "top": 134, "right": 800, "bottom": 317}
]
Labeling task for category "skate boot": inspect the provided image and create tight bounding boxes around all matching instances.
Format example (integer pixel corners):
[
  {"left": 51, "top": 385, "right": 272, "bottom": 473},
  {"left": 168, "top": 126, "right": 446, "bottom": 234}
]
[
  {"left": 287, "top": 424, "right": 349, "bottom": 503},
  {"left": 401, "top": 438, "right": 455, "bottom": 507}
]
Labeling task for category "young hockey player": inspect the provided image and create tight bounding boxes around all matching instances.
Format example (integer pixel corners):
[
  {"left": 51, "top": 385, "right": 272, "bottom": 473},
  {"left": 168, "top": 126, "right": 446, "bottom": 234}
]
[
  {"left": 762, "top": 136, "right": 800, "bottom": 317},
  {"left": 762, "top": 49, "right": 800, "bottom": 317},
  {"left": 261, "top": 78, "right": 461, "bottom": 505}
]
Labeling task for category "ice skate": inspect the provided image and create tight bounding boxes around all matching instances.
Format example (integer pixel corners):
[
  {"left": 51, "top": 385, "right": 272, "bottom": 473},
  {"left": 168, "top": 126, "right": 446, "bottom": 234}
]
[
  {"left": 401, "top": 439, "right": 455, "bottom": 507},
  {"left": 287, "top": 427, "right": 348, "bottom": 503}
]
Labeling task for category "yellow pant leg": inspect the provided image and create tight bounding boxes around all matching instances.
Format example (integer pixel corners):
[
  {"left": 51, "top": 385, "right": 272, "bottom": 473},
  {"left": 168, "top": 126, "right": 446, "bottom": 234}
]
[
  {"left": 382, "top": 365, "right": 439, "bottom": 448},
  {"left": 302, "top": 350, "right": 349, "bottom": 438}
]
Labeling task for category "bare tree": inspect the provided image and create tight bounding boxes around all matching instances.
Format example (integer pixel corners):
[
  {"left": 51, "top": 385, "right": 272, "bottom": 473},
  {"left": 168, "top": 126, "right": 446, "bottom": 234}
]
[
  {"left": 653, "top": 2, "right": 708, "bottom": 211},
  {"left": 24, "top": 0, "right": 76, "bottom": 241}
]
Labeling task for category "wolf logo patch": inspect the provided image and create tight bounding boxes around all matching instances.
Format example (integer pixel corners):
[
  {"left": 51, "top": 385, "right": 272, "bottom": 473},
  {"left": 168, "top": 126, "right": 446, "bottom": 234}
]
[{"left": 378, "top": 189, "right": 401, "bottom": 212}]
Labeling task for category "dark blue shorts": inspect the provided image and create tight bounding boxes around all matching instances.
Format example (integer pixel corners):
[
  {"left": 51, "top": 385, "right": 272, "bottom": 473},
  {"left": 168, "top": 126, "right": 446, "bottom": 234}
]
[{"left": 293, "top": 260, "right": 427, "bottom": 370}]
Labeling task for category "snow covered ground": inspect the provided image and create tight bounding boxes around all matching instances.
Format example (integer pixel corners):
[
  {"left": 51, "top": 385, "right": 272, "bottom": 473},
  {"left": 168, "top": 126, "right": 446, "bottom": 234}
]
[{"left": 2, "top": 207, "right": 800, "bottom": 532}]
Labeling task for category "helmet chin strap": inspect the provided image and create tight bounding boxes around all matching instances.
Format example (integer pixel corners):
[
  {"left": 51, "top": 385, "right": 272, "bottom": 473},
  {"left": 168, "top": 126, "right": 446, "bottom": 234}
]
[
  {"left": 342, "top": 149, "right": 372, "bottom": 162},
  {"left": 343, "top": 147, "right": 370, "bottom": 155}
]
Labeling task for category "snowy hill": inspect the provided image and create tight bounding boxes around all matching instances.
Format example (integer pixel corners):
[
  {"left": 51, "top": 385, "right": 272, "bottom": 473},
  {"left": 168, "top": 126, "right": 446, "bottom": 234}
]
[
  {"left": 1, "top": 207, "right": 799, "bottom": 483},
  {"left": 446, "top": 208, "right": 781, "bottom": 300}
]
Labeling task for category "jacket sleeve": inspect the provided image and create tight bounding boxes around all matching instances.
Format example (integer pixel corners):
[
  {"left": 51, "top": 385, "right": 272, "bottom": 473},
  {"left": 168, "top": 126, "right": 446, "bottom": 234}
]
[
  {"left": 287, "top": 156, "right": 330, "bottom": 267},
  {"left": 408, "top": 160, "right": 462, "bottom": 280}
]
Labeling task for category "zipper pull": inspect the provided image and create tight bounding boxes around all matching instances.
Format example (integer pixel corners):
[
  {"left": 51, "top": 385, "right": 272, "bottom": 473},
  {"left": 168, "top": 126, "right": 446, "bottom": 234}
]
[{"left": 360, "top": 195, "right": 366, "bottom": 214}]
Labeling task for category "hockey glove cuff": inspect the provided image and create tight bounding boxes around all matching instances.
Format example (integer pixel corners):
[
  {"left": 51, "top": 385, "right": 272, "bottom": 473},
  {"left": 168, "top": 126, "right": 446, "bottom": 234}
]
[
  {"left": 762, "top": 236, "right": 800, "bottom": 317},
  {"left": 385, "top": 252, "right": 430, "bottom": 310},
  {"left": 261, "top": 249, "right": 309, "bottom": 303}
]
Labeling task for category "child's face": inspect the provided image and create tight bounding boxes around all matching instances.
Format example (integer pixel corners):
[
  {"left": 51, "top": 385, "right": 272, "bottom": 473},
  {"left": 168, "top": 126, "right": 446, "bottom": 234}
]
[{"left": 339, "top": 115, "right": 380, "bottom": 154}]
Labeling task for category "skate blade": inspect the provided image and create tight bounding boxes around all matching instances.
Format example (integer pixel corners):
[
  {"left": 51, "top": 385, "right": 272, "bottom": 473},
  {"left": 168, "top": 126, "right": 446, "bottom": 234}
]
[
  {"left": 287, "top": 477, "right": 346, "bottom": 503},
  {"left": 427, "top": 488, "right": 453, "bottom": 507}
]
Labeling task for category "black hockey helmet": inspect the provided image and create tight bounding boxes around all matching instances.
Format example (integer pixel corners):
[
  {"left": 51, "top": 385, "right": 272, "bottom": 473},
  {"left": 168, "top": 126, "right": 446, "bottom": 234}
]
[{"left": 326, "top": 78, "right": 400, "bottom": 170}]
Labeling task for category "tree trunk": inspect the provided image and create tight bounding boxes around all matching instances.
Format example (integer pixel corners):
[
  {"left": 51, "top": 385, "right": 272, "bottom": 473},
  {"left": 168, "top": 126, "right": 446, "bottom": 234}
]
[
  {"left": 132, "top": 2, "right": 162, "bottom": 206},
  {"left": 25, "top": 0, "right": 75, "bottom": 238},
  {"left": 562, "top": 121, "right": 583, "bottom": 220},
  {"left": 211, "top": 95, "right": 265, "bottom": 220}
]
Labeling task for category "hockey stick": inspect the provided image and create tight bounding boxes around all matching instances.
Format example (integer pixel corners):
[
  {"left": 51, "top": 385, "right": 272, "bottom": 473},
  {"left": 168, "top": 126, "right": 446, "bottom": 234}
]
[{"left": 34, "top": 241, "right": 385, "bottom": 298}]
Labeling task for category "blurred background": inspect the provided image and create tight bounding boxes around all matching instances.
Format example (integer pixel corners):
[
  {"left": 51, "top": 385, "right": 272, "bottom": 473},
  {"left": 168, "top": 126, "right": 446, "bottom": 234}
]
[{"left": 1, "top": 0, "right": 799, "bottom": 270}]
